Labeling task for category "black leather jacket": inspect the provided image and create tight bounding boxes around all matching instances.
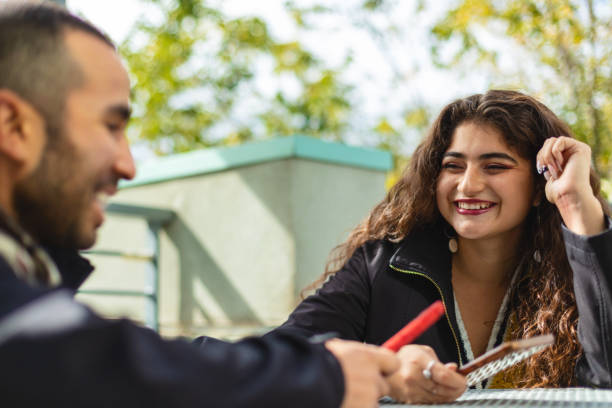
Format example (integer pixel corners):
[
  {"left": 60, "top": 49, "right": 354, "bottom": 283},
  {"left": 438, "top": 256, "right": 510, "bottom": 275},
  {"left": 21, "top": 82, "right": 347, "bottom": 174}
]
[{"left": 276, "top": 222, "right": 612, "bottom": 387}]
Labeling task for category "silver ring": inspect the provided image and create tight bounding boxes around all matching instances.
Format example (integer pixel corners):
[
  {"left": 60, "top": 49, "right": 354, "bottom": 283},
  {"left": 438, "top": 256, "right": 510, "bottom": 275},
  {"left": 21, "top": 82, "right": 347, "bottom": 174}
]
[
  {"left": 422, "top": 360, "right": 435, "bottom": 380},
  {"left": 537, "top": 165, "right": 549, "bottom": 175}
]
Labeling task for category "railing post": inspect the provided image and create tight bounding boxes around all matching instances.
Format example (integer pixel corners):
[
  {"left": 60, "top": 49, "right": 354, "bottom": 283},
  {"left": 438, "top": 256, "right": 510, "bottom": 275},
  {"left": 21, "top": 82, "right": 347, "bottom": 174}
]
[
  {"left": 144, "top": 222, "right": 161, "bottom": 331},
  {"left": 81, "top": 203, "right": 176, "bottom": 332}
]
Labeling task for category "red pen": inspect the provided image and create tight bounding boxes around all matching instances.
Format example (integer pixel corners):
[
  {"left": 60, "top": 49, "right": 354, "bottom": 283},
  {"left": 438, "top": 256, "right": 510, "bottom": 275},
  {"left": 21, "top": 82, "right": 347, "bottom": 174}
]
[{"left": 382, "top": 300, "right": 445, "bottom": 352}]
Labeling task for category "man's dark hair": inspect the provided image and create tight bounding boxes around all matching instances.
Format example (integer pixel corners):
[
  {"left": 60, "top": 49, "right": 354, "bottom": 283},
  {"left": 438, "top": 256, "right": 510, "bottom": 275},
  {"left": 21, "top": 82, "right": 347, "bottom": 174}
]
[{"left": 0, "top": 2, "right": 115, "bottom": 136}]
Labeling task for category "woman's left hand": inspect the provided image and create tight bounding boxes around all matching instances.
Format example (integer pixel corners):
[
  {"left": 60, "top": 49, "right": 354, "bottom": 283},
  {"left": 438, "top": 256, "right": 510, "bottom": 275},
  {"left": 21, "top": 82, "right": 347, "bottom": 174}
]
[{"left": 536, "top": 136, "right": 605, "bottom": 235}]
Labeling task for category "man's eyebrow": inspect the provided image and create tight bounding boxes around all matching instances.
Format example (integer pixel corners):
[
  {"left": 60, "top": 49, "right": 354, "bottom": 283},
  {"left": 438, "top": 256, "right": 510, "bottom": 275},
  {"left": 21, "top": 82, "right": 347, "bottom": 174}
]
[
  {"left": 106, "top": 105, "right": 132, "bottom": 121},
  {"left": 443, "top": 151, "right": 518, "bottom": 164}
]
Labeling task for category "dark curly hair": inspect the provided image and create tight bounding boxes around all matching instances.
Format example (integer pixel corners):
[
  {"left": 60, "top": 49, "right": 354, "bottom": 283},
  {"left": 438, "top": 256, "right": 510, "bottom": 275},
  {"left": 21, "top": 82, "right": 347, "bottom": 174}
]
[{"left": 309, "top": 90, "right": 610, "bottom": 387}]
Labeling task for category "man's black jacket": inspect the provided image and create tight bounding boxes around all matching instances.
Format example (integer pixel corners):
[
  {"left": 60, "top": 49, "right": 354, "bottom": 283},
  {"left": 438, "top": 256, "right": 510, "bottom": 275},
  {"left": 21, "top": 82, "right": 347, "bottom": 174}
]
[{"left": 0, "top": 248, "right": 344, "bottom": 407}]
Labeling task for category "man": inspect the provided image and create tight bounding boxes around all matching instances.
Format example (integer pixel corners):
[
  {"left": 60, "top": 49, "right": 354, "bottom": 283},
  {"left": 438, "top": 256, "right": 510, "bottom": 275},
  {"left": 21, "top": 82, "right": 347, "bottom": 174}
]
[{"left": 0, "top": 3, "right": 399, "bottom": 407}]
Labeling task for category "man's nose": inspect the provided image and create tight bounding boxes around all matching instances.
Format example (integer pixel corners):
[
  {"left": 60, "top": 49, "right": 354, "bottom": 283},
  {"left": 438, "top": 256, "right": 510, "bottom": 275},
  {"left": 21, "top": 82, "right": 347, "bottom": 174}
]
[
  {"left": 114, "top": 136, "right": 136, "bottom": 180},
  {"left": 457, "top": 165, "right": 484, "bottom": 195}
]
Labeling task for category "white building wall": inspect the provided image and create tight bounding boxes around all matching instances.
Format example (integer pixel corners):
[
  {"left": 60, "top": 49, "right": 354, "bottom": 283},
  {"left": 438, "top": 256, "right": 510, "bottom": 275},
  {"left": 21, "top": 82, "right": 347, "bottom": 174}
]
[{"left": 78, "top": 158, "right": 386, "bottom": 339}]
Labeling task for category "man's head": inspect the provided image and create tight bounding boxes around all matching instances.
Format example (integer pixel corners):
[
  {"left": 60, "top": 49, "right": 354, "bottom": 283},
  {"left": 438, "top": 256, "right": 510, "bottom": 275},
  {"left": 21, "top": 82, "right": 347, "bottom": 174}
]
[
  {"left": 0, "top": 3, "right": 135, "bottom": 249},
  {"left": 0, "top": 2, "right": 114, "bottom": 134}
]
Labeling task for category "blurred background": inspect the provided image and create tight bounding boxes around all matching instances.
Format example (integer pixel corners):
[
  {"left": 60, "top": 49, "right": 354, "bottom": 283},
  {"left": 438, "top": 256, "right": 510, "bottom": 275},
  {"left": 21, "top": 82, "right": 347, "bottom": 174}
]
[
  {"left": 66, "top": 0, "right": 612, "bottom": 187},
  {"left": 49, "top": 0, "right": 611, "bottom": 338}
]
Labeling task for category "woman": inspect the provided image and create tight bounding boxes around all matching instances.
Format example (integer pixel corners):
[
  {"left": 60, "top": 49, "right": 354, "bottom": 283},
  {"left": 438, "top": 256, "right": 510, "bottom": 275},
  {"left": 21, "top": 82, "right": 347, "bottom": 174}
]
[{"left": 273, "top": 90, "right": 612, "bottom": 403}]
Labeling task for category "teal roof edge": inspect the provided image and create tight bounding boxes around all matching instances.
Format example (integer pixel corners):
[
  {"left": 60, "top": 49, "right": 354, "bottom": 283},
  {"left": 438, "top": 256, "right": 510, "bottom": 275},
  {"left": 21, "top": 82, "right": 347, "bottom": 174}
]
[{"left": 120, "top": 135, "right": 393, "bottom": 188}]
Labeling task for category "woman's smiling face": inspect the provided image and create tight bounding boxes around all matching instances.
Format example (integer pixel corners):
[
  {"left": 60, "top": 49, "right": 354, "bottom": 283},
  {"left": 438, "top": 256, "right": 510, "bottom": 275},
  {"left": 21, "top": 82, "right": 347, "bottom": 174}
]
[{"left": 436, "top": 122, "right": 538, "bottom": 242}]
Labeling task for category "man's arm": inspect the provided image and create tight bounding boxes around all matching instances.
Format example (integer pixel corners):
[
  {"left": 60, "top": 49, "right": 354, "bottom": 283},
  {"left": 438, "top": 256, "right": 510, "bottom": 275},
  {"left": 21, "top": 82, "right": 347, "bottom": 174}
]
[
  {"left": 0, "top": 284, "right": 400, "bottom": 407},
  {"left": 0, "top": 254, "right": 348, "bottom": 408},
  {"left": 0, "top": 289, "right": 346, "bottom": 407}
]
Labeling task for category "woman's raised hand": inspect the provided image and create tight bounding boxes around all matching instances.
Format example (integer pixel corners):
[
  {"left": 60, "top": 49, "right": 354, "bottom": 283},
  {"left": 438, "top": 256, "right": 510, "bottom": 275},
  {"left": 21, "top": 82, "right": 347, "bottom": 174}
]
[
  {"left": 536, "top": 136, "right": 605, "bottom": 235},
  {"left": 386, "top": 344, "right": 466, "bottom": 404}
]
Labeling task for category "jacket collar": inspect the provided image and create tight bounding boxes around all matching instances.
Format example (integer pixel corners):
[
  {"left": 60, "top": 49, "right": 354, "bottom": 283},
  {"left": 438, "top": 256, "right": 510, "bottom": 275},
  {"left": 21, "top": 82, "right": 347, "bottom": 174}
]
[
  {"left": 44, "top": 246, "right": 94, "bottom": 291},
  {"left": 389, "top": 223, "right": 453, "bottom": 289},
  {"left": 389, "top": 223, "right": 467, "bottom": 364},
  {"left": 0, "top": 206, "right": 94, "bottom": 291},
  {"left": 0, "top": 209, "right": 62, "bottom": 287}
]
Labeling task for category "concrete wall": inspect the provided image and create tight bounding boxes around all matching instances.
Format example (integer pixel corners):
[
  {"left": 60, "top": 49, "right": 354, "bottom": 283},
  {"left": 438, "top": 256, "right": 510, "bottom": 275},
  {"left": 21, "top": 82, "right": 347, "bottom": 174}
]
[{"left": 77, "top": 157, "right": 387, "bottom": 339}]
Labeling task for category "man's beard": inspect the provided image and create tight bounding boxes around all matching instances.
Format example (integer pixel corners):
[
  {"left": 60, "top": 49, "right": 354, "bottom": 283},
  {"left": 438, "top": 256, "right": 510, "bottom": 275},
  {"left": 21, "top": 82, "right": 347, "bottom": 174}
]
[{"left": 13, "top": 126, "right": 92, "bottom": 250}]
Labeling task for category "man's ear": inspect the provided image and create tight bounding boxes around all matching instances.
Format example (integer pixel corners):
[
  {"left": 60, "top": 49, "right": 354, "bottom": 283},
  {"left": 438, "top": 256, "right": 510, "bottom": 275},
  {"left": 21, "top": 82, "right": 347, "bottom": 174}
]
[{"left": 0, "top": 89, "right": 46, "bottom": 167}]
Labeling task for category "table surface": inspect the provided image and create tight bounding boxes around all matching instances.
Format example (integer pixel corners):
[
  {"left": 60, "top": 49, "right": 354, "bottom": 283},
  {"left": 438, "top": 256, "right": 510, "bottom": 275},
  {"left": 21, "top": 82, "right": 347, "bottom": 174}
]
[{"left": 381, "top": 388, "right": 612, "bottom": 407}]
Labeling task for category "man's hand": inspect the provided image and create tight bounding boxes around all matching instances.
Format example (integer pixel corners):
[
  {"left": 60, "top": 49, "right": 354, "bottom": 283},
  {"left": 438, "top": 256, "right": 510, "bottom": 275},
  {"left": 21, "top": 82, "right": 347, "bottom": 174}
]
[
  {"left": 325, "top": 339, "right": 399, "bottom": 408},
  {"left": 387, "top": 345, "right": 466, "bottom": 404}
]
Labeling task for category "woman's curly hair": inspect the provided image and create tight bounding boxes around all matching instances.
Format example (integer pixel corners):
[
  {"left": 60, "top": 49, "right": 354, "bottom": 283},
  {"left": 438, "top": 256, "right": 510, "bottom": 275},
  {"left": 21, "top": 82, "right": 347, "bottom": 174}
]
[{"left": 307, "top": 90, "right": 610, "bottom": 387}]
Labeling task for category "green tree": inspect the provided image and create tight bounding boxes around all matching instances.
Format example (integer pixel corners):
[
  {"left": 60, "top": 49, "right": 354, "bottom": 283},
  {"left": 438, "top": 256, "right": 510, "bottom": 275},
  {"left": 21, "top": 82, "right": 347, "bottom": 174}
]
[
  {"left": 283, "top": 0, "right": 437, "bottom": 174},
  {"left": 292, "top": 0, "right": 612, "bottom": 183},
  {"left": 121, "top": 0, "right": 352, "bottom": 154},
  {"left": 428, "top": 0, "right": 612, "bottom": 177},
  {"left": 122, "top": 0, "right": 612, "bottom": 189}
]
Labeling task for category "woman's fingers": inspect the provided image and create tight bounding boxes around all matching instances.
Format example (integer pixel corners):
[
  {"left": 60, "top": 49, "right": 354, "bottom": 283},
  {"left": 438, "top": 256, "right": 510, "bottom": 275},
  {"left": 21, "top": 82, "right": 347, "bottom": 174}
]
[
  {"left": 535, "top": 136, "right": 604, "bottom": 235},
  {"left": 536, "top": 136, "right": 593, "bottom": 193},
  {"left": 431, "top": 361, "right": 467, "bottom": 391},
  {"left": 537, "top": 137, "right": 560, "bottom": 179},
  {"left": 536, "top": 136, "right": 589, "bottom": 181},
  {"left": 425, "top": 360, "right": 467, "bottom": 398},
  {"left": 445, "top": 362, "right": 458, "bottom": 370},
  {"left": 550, "top": 137, "right": 567, "bottom": 172},
  {"left": 392, "top": 345, "right": 466, "bottom": 404}
]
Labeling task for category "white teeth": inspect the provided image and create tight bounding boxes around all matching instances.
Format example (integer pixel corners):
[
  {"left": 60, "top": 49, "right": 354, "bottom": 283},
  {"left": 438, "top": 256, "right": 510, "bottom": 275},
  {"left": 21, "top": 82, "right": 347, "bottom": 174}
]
[
  {"left": 96, "top": 192, "right": 110, "bottom": 208},
  {"left": 457, "top": 202, "right": 492, "bottom": 210}
]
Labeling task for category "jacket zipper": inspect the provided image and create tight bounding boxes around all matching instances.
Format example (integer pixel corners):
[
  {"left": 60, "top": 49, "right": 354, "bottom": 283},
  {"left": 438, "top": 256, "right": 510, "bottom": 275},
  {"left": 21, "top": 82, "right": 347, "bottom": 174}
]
[{"left": 390, "top": 264, "right": 463, "bottom": 366}]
